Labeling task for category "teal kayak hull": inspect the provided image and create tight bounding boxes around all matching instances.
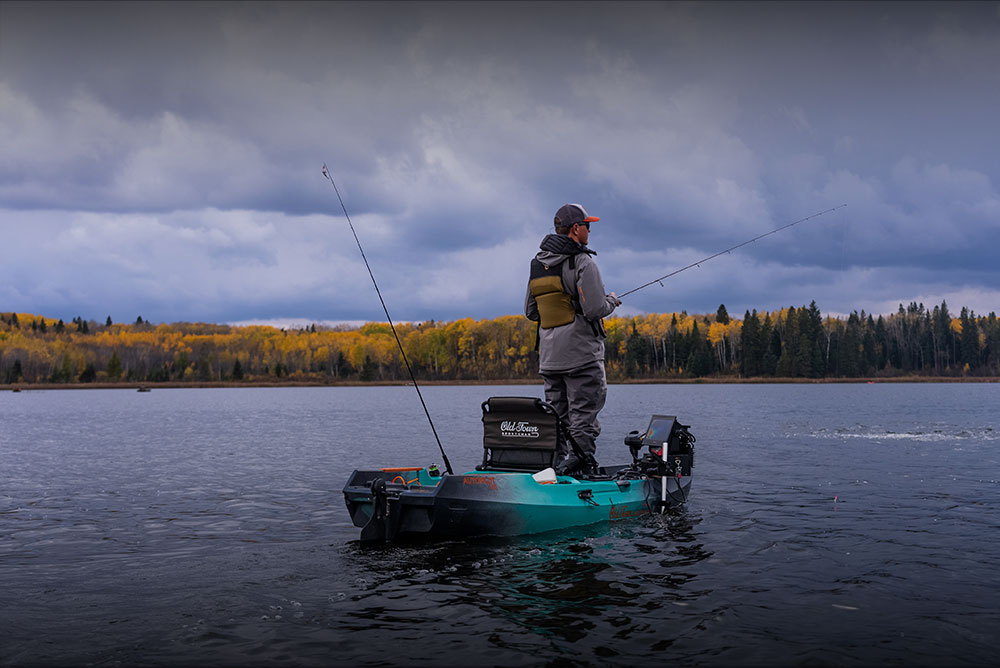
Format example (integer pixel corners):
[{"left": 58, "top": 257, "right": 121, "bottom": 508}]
[{"left": 343, "top": 465, "right": 692, "bottom": 541}]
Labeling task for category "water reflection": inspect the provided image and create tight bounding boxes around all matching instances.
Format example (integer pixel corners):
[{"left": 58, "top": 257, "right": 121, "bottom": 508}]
[{"left": 339, "top": 510, "right": 713, "bottom": 656}]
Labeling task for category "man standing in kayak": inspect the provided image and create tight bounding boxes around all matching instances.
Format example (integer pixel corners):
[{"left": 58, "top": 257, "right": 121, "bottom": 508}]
[{"left": 525, "top": 203, "right": 621, "bottom": 476}]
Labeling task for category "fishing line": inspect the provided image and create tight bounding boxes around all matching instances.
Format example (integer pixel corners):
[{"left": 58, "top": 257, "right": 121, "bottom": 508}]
[
  {"left": 618, "top": 204, "right": 847, "bottom": 298},
  {"left": 322, "top": 164, "right": 453, "bottom": 475},
  {"left": 839, "top": 204, "right": 849, "bottom": 275}
]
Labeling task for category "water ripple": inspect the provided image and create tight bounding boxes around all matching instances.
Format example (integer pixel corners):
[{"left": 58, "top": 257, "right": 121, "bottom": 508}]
[{"left": 2, "top": 385, "right": 998, "bottom": 666}]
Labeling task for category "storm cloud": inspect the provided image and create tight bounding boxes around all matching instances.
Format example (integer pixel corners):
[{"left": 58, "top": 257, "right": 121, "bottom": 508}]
[{"left": 2, "top": 1, "right": 998, "bottom": 324}]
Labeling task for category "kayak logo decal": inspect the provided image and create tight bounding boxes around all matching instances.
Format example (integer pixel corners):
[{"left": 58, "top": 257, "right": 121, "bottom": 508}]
[
  {"left": 463, "top": 475, "right": 498, "bottom": 491},
  {"left": 499, "top": 421, "right": 540, "bottom": 438},
  {"left": 609, "top": 502, "right": 649, "bottom": 520}
]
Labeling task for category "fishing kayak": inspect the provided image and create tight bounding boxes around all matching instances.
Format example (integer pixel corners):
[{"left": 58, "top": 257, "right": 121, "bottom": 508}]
[{"left": 343, "top": 396, "right": 696, "bottom": 542}]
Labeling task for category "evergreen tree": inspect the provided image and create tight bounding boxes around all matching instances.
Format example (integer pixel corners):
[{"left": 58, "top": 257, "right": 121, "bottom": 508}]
[
  {"left": 776, "top": 307, "right": 801, "bottom": 377},
  {"left": 172, "top": 352, "right": 189, "bottom": 379},
  {"left": 197, "top": 356, "right": 213, "bottom": 381},
  {"left": 335, "top": 351, "right": 352, "bottom": 378},
  {"left": 716, "top": 304, "right": 730, "bottom": 325},
  {"left": 888, "top": 305, "right": 906, "bottom": 370},
  {"left": 78, "top": 363, "right": 97, "bottom": 383},
  {"left": 985, "top": 312, "right": 1000, "bottom": 374},
  {"left": 359, "top": 355, "right": 377, "bottom": 381},
  {"left": 761, "top": 314, "right": 779, "bottom": 376},
  {"left": 932, "top": 301, "right": 953, "bottom": 372},
  {"left": 624, "top": 321, "right": 652, "bottom": 377},
  {"left": 147, "top": 363, "right": 170, "bottom": 383},
  {"left": 874, "top": 315, "right": 889, "bottom": 371},
  {"left": 740, "top": 310, "right": 760, "bottom": 377},
  {"left": 840, "top": 312, "right": 862, "bottom": 377},
  {"left": 684, "top": 321, "right": 713, "bottom": 377},
  {"left": 50, "top": 354, "right": 72, "bottom": 383},
  {"left": 861, "top": 313, "right": 878, "bottom": 374},
  {"left": 960, "top": 308, "right": 980, "bottom": 370},
  {"left": 667, "top": 313, "right": 680, "bottom": 371},
  {"left": 794, "top": 307, "right": 815, "bottom": 377},
  {"left": 807, "top": 301, "right": 826, "bottom": 376},
  {"left": 6, "top": 359, "right": 24, "bottom": 384},
  {"left": 59, "top": 354, "right": 72, "bottom": 383},
  {"left": 106, "top": 316, "right": 113, "bottom": 327},
  {"left": 232, "top": 358, "right": 244, "bottom": 380},
  {"left": 107, "top": 350, "right": 123, "bottom": 381},
  {"left": 919, "top": 311, "right": 934, "bottom": 374}
]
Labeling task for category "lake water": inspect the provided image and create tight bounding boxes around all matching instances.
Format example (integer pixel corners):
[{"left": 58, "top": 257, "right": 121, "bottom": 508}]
[{"left": 2, "top": 383, "right": 998, "bottom": 666}]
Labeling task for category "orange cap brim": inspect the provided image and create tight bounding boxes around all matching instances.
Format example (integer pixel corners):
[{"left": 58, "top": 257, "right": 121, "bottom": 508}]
[{"left": 583, "top": 216, "right": 600, "bottom": 222}]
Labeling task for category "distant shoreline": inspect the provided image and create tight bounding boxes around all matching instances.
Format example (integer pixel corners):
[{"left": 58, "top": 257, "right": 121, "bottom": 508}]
[{"left": 7, "top": 376, "right": 999, "bottom": 390}]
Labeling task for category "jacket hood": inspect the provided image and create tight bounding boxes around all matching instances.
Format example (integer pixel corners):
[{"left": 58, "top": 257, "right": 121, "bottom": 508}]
[{"left": 537, "top": 233, "right": 596, "bottom": 261}]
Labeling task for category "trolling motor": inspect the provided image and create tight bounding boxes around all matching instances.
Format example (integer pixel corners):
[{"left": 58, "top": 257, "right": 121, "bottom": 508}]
[
  {"left": 621, "top": 415, "right": 696, "bottom": 511},
  {"left": 360, "top": 477, "right": 389, "bottom": 542}
]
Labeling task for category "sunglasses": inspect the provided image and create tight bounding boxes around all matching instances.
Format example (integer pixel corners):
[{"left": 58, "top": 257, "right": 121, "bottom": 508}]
[{"left": 576, "top": 222, "right": 591, "bottom": 230}]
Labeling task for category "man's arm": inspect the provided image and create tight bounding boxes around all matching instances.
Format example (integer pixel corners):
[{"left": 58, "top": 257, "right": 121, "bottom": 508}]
[
  {"left": 525, "top": 281, "right": 540, "bottom": 321},
  {"left": 576, "top": 257, "right": 618, "bottom": 321}
]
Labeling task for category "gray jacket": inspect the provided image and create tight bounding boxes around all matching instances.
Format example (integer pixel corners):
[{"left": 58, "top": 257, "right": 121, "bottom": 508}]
[{"left": 524, "top": 234, "right": 619, "bottom": 372}]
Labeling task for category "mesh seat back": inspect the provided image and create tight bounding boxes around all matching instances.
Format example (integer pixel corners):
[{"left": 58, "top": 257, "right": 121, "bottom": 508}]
[{"left": 480, "top": 396, "right": 559, "bottom": 472}]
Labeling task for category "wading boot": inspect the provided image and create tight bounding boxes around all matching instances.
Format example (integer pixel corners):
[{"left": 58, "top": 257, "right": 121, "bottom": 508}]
[{"left": 554, "top": 453, "right": 582, "bottom": 476}]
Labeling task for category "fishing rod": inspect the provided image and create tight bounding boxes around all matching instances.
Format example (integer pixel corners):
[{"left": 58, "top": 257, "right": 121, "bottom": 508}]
[
  {"left": 618, "top": 204, "right": 847, "bottom": 298},
  {"left": 322, "top": 164, "right": 454, "bottom": 475}
]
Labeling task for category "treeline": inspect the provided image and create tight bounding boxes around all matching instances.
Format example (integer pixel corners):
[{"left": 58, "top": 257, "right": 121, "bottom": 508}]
[
  {"left": 617, "top": 301, "right": 1000, "bottom": 379},
  {"left": 2, "top": 301, "right": 999, "bottom": 385}
]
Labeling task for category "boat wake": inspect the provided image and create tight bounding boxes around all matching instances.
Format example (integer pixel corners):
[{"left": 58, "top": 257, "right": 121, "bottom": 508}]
[{"left": 806, "top": 425, "right": 997, "bottom": 443}]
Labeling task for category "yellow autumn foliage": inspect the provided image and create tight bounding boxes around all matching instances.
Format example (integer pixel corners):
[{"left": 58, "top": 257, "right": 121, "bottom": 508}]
[{"left": 3, "top": 301, "right": 997, "bottom": 384}]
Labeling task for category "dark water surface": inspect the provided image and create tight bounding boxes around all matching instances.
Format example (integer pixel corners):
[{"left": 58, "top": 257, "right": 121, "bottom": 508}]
[{"left": 2, "top": 384, "right": 998, "bottom": 666}]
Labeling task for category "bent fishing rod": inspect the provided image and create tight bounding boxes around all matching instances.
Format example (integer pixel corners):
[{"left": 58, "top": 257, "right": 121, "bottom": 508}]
[
  {"left": 322, "top": 164, "right": 453, "bottom": 475},
  {"left": 618, "top": 204, "right": 847, "bottom": 299}
]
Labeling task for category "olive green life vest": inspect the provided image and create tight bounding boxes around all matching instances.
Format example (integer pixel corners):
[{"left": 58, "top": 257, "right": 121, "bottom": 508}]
[{"left": 529, "top": 256, "right": 578, "bottom": 329}]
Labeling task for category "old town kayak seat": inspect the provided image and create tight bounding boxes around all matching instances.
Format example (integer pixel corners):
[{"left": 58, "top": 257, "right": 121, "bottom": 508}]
[{"left": 479, "top": 396, "right": 562, "bottom": 472}]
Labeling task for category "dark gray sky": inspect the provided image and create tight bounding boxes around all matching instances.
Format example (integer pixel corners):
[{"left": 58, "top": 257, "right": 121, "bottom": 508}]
[{"left": 2, "top": 1, "right": 998, "bottom": 325}]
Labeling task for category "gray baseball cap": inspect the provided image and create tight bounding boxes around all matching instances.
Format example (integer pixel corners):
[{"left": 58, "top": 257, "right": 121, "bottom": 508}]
[{"left": 554, "top": 203, "right": 600, "bottom": 228}]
